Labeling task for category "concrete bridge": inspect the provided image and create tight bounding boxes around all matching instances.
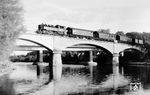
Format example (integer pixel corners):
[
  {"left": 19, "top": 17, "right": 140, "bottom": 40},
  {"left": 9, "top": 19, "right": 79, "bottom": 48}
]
[{"left": 16, "top": 33, "right": 142, "bottom": 81}]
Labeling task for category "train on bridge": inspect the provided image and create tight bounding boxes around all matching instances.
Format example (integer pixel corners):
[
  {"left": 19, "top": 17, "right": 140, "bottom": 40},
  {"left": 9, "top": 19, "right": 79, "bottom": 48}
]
[{"left": 35, "top": 24, "right": 144, "bottom": 45}]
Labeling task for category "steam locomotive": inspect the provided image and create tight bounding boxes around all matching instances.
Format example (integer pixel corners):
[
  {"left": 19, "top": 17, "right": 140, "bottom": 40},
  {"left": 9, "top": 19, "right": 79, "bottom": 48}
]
[{"left": 36, "top": 24, "right": 144, "bottom": 45}]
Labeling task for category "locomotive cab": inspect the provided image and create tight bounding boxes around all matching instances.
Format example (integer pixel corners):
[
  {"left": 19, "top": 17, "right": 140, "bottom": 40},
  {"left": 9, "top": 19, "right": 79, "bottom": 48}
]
[
  {"left": 93, "top": 31, "right": 99, "bottom": 39},
  {"left": 38, "top": 24, "right": 44, "bottom": 31}
]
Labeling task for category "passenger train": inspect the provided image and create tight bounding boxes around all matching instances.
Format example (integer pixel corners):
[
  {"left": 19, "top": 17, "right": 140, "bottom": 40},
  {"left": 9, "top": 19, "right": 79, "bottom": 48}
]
[{"left": 35, "top": 24, "right": 144, "bottom": 45}]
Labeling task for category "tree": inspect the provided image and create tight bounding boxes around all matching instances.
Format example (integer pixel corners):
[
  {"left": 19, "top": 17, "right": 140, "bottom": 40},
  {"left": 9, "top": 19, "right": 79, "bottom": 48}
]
[
  {"left": 0, "top": 0, "right": 24, "bottom": 62},
  {"left": 116, "top": 31, "right": 125, "bottom": 36},
  {"left": 0, "top": 0, "right": 24, "bottom": 95},
  {"left": 98, "top": 29, "right": 110, "bottom": 34},
  {"left": 142, "top": 32, "right": 150, "bottom": 43},
  {"left": 126, "top": 32, "right": 143, "bottom": 39}
]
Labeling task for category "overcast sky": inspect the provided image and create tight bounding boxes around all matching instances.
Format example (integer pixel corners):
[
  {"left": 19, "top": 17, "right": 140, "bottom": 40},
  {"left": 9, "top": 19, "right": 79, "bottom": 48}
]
[{"left": 22, "top": 0, "right": 150, "bottom": 33}]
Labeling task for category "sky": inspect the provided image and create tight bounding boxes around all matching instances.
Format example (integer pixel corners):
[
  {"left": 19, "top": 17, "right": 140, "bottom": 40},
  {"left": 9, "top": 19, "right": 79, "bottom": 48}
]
[{"left": 21, "top": 0, "right": 150, "bottom": 33}]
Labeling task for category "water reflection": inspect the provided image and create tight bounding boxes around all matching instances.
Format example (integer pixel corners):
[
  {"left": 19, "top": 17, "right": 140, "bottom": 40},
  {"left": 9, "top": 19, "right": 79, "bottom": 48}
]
[
  {"left": 9, "top": 64, "right": 37, "bottom": 80},
  {"left": 55, "top": 63, "right": 150, "bottom": 95},
  {"left": 0, "top": 74, "right": 16, "bottom": 95},
  {"left": 100, "top": 65, "right": 130, "bottom": 89},
  {"left": 1, "top": 63, "right": 49, "bottom": 95},
  {"left": 1, "top": 62, "right": 150, "bottom": 95},
  {"left": 123, "top": 65, "right": 150, "bottom": 90},
  {"left": 93, "top": 65, "right": 112, "bottom": 84},
  {"left": 53, "top": 64, "right": 130, "bottom": 95},
  {"left": 0, "top": 63, "right": 38, "bottom": 95}
]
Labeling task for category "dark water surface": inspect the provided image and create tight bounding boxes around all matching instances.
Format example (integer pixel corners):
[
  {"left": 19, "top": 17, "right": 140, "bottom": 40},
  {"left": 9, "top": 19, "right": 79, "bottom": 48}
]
[
  {"left": 57, "top": 64, "right": 150, "bottom": 95},
  {"left": 1, "top": 63, "right": 150, "bottom": 95},
  {"left": 0, "top": 63, "right": 49, "bottom": 95}
]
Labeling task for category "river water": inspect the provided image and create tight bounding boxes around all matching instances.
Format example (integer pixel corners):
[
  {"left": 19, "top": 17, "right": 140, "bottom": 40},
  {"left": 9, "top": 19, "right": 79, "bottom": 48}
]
[{"left": 1, "top": 63, "right": 150, "bottom": 95}]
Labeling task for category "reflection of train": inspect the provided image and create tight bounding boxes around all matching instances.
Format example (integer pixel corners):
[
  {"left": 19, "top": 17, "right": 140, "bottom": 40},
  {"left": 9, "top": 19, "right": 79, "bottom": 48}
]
[{"left": 36, "top": 24, "right": 144, "bottom": 45}]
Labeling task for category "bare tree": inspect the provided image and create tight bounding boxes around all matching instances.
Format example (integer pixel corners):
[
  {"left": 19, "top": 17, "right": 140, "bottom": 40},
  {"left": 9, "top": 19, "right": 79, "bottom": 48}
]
[
  {"left": 0, "top": 0, "right": 24, "bottom": 95},
  {"left": 0, "top": 0, "right": 24, "bottom": 62}
]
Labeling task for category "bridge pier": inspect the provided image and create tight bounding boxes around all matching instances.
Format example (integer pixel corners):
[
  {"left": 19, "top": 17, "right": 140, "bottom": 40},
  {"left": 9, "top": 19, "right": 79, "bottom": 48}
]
[
  {"left": 53, "top": 49, "right": 62, "bottom": 81},
  {"left": 88, "top": 51, "right": 97, "bottom": 66},
  {"left": 113, "top": 53, "right": 119, "bottom": 65},
  {"left": 35, "top": 50, "right": 43, "bottom": 78},
  {"left": 120, "top": 51, "right": 124, "bottom": 57},
  {"left": 112, "top": 63, "right": 120, "bottom": 75},
  {"left": 39, "top": 50, "right": 43, "bottom": 62},
  {"left": 37, "top": 50, "right": 43, "bottom": 62},
  {"left": 88, "top": 50, "right": 97, "bottom": 84}
]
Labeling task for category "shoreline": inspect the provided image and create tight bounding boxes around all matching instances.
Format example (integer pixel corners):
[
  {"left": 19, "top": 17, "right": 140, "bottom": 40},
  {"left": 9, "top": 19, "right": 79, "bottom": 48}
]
[{"left": 127, "top": 62, "right": 150, "bottom": 65}]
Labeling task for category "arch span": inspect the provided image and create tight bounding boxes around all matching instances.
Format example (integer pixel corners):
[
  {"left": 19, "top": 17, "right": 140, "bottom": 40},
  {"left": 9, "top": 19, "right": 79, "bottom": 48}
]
[
  {"left": 65, "top": 43, "right": 113, "bottom": 65},
  {"left": 18, "top": 38, "right": 52, "bottom": 52},
  {"left": 119, "top": 48, "right": 144, "bottom": 65},
  {"left": 122, "top": 48, "right": 143, "bottom": 53},
  {"left": 66, "top": 43, "right": 113, "bottom": 55}
]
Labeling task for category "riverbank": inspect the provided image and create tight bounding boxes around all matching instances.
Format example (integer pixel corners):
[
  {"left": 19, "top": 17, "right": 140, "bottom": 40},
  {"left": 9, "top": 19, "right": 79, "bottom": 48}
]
[
  {"left": 127, "top": 62, "right": 150, "bottom": 65},
  {"left": 3, "top": 62, "right": 50, "bottom": 95}
]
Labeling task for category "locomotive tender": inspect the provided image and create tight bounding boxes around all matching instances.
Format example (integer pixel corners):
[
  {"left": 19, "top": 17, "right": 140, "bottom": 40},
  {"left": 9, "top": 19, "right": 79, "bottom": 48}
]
[{"left": 36, "top": 24, "right": 144, "bottom": 45}]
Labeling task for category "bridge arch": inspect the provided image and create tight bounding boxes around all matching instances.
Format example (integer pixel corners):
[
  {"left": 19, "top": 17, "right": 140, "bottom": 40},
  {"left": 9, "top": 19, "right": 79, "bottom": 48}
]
[
  {"left": 65, "top": 43, "right": 113, "bottom": 65},
  {"left": 65, "top": 43, "right": 113, "bottom": 55},
  {"left": 61, "top": 40, "right": 114, "bottom": 54},
  {"left": 17, "top": 38, "right": 53, "bottom": 63},
  {"left": 17, "top": 38, "right": 54, "bottom": 81},
  {"left": 119, "top": 48, "right": 144, "bottom": 65},
  {"left": 18, "top": 38, "right": 52, "bottom": 52},
  {"left": 119, "top": 48, "right": 143, "bottom": 57},
  {"left": 122, "top": 48, "right": 142, "bottom": 53}
]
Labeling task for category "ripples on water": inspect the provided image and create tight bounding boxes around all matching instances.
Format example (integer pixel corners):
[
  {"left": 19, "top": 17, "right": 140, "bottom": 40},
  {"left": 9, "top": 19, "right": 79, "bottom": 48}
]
[
  {"left": 9, "top": 64, "right": 37, "bottom": 80},
  {"left": 1, "top": 63, "right": 150, "bottom": 95},
  {"left": 53, "top": 65, "right": 150, "bottom": 95},
  {"left": 0, "top": 74, "right": 16, "bottom": 95},
  {"left": 55, "top": 65, "right": 130, "bottom": 95}
]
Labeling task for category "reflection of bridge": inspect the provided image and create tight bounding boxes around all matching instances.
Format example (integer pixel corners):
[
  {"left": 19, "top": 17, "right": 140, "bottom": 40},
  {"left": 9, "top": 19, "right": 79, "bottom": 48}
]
[{"left": 16, "top": 33, "right": 142, "bottom": 81}]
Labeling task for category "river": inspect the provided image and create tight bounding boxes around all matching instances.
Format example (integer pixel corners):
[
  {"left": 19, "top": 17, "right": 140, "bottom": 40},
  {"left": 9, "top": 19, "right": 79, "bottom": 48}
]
[{"left": 1, "top": 62, "right": 150, "bottom": 95}]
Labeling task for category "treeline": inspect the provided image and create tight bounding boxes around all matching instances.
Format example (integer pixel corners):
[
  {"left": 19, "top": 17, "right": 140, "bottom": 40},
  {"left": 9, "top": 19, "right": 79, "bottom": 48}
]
[
  {"left": 10, "top": 51, "right": 51, "bottom": 62},
  {"left": 10, "top": 51, "right": 92, "bottom": 63},
  {"left": 10, "top": 51, "right": 111, "bottom": 65}
]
